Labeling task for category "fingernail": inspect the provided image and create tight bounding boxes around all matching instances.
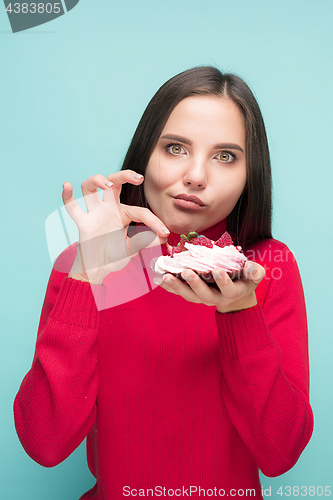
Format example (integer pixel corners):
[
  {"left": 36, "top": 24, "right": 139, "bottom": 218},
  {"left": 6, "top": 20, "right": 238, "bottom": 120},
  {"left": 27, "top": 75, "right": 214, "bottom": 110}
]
[
  {"left": 104, "top": 180, "right": 113, "bottom": 187},
  {"left": 246, "top": 262, "right": 255, "bottom": 274},
  {"left": 162, "top": 226, "right": 170, "bottom": 235},
  {"left": 153, "top": 277, "right": 162, "bottom": 285},
  {"left": 133, "top": 173, "right": 143, "bottom": 180},
  {"left": 212, "top": 269, "right": 221, "bottom": 280},
  {"left": 163, "top": 277, "right": 174, "bottom": 285},
  {"left": 182, "top": 273, "right": 192, "bottom": 282}
]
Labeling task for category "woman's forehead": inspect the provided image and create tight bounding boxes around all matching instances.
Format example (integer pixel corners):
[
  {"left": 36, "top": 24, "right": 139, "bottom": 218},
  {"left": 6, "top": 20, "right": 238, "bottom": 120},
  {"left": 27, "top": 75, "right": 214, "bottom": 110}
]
[{"left": 161, "top": 95, "right": 245, "bottom": 147}]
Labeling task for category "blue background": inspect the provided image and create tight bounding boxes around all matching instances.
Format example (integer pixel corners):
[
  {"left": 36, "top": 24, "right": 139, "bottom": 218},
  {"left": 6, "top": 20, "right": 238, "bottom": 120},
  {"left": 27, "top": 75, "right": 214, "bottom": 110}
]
[{"left": 1, "top": 1, "right": 332, "bottom": 498}]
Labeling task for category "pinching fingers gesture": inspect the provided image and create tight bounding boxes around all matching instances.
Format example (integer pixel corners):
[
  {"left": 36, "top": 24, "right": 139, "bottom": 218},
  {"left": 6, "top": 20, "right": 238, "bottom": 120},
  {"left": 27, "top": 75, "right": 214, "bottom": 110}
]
[{"left": 61, "top": 170, "right": 170, "bottom": 284}]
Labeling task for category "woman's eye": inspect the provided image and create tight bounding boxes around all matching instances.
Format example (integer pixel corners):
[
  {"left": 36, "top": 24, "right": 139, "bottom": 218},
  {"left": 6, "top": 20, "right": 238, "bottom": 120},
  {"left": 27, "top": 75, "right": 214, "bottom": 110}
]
[
  {"left": 217, "top": 152, "right": 235, "bottom": 163},
  {"left": 167, "top": 144, "right": 185, "bottom": 155}
]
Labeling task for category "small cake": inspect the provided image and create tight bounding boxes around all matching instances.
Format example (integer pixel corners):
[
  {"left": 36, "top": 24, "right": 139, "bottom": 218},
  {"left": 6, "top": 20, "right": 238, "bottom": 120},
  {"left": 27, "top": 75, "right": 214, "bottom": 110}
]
[{"left": 151, "top": 231, "right": 247, "bottom": 283}]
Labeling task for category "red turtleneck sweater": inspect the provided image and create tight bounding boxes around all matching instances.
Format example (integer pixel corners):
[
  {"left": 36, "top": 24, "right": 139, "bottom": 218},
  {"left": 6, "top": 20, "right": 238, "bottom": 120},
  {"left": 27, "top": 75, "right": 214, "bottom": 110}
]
[{"left": 14, "top": 219, "right": 313, "bottom": 499}]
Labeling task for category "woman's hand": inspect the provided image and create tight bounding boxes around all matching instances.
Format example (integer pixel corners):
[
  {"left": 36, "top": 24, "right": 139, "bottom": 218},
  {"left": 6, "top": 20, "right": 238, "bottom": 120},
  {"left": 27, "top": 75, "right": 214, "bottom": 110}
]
[
  {"left": 62, "top": 171, "right": 169, "bottom": 285},
  {"left": 154, "top": 261, "right": 266, "bottom": 313}
]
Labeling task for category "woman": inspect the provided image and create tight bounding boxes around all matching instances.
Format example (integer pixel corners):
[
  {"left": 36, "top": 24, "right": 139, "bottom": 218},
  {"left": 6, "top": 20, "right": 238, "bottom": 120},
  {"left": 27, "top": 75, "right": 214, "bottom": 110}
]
[{"left": 14, "top": 66, "right": 314, "bottom": 499}]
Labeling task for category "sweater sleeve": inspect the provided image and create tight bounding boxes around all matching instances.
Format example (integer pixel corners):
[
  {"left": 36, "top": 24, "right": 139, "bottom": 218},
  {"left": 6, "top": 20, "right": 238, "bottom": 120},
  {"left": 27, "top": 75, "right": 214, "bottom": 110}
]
[
  {"left": 215, "top": 242, "right": 314, "bottom": 477},
  {"left": 13, "top": 246, "right": 106, "bottom": 467}
]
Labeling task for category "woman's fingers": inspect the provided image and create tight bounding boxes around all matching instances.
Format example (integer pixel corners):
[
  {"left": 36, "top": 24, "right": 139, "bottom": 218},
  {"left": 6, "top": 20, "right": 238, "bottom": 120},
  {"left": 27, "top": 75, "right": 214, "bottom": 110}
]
[
  {"left": 79, "top": 170, "right": 145, "bottom": 215},
  {"left": 101, "top": 170, "right": 145, "bottom": 213},
  {"left": 81, "top": 174, "right": 112, "bottom": 211},
  {"left": 107, "top": 169, "right": 144, "bottom": 184},
  {"left": 211, "top": 262, "right": 265, "bottom": 301},
  {"left": 179, "top": 271, "right": 224, "bottom": 304},
  {"left": 159, "top": 274, "right": 203, "bottom": 303},
  {"left": 62, "top": 182, "right": 85, "bottom": 225},
  {"left": 242, "top": 261, "right": 266, "bottom": 285},
  {"left": 156, "top": 271, "right": 216, "bottom": 304},
  {"left": 212, "top": 267, "right": 259, "bottom": 312},
  {"left": 78, "top": 170, "right": 145, "bottom": 223},
  {"left": 105, "top": 170, "right": 144, "bottom": 203},
  {"left": 156, "top": 263, "right": 265, "bottom": 309},
  {"left": 76, "top": 170, "right": 146, "bottom": 208},
  {"left": 128, "top": 230, "right": 165, "bottom": 256},
  {"left": 122, "top": 204, "right": 170, "bottom": 241},
  {"left": 212, "top": 268, "right": 246, "bottom": 300}
]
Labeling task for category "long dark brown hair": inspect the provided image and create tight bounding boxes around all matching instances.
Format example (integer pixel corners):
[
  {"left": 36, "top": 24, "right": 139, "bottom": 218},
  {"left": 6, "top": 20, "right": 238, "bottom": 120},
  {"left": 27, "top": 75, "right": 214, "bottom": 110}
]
[{"left": 120, "top": 66, "right": 272, "bottom": 247}]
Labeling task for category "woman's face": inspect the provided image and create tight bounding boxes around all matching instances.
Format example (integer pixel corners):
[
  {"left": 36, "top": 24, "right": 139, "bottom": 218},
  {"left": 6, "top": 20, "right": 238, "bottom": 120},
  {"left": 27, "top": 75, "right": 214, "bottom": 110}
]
[{"left": 144, "top": 95, "right": 247, "bottom": 235}]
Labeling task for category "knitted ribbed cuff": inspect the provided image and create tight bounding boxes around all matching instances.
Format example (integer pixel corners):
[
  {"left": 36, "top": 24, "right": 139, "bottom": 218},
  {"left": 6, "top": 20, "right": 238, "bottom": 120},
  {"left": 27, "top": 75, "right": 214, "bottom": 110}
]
[
  {"left": 50, "top": 277, "right": 106, "bottom": 330},
  {"left": 216, "top": 305, "right": 275, "bottom": 357}
]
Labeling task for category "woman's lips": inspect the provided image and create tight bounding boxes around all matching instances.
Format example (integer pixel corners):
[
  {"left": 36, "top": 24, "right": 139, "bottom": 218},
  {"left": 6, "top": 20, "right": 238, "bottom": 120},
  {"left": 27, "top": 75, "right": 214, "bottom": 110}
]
[
  {"left": 173, "top": 198, "right": 205, "bottom": 210},
  {"left": 173, "top": 193, "right": 205, "bottom": 210}
]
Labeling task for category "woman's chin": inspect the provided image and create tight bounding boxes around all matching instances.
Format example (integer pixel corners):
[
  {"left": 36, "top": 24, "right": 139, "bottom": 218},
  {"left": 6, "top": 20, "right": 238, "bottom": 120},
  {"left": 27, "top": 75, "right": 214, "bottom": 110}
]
[
  {"left": 156, "top": 206, "right": 219, "bottom": 235},
  {"left": 165, "top": 219, "right": 207, "bottom": 236}
]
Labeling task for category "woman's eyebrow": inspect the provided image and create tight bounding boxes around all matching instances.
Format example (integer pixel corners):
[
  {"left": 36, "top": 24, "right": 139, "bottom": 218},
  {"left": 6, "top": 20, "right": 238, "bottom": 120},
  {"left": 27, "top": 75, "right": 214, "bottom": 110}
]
[{"left": 160, "top": 134, "right": 244, "bottom": 153}]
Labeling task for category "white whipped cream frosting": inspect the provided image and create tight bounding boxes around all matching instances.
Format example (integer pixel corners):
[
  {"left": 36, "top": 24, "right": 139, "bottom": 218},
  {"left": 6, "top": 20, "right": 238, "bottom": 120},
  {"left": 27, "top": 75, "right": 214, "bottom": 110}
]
[{"left": 154, "top": 242, "right": 247, "bottom": 275}]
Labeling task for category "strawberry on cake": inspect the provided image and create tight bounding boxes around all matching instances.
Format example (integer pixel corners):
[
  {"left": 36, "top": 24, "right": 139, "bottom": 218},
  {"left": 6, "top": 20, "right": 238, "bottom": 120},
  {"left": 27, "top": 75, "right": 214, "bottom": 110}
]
[{"left": 152, "top": 231, "right": 247, "bottom": 283}]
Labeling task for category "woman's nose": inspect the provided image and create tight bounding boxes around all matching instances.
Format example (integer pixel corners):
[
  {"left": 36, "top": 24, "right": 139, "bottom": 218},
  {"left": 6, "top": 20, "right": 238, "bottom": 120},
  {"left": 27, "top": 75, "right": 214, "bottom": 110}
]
[{"left": 182, "top": 157, "right": 208, "bottom": 188}]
